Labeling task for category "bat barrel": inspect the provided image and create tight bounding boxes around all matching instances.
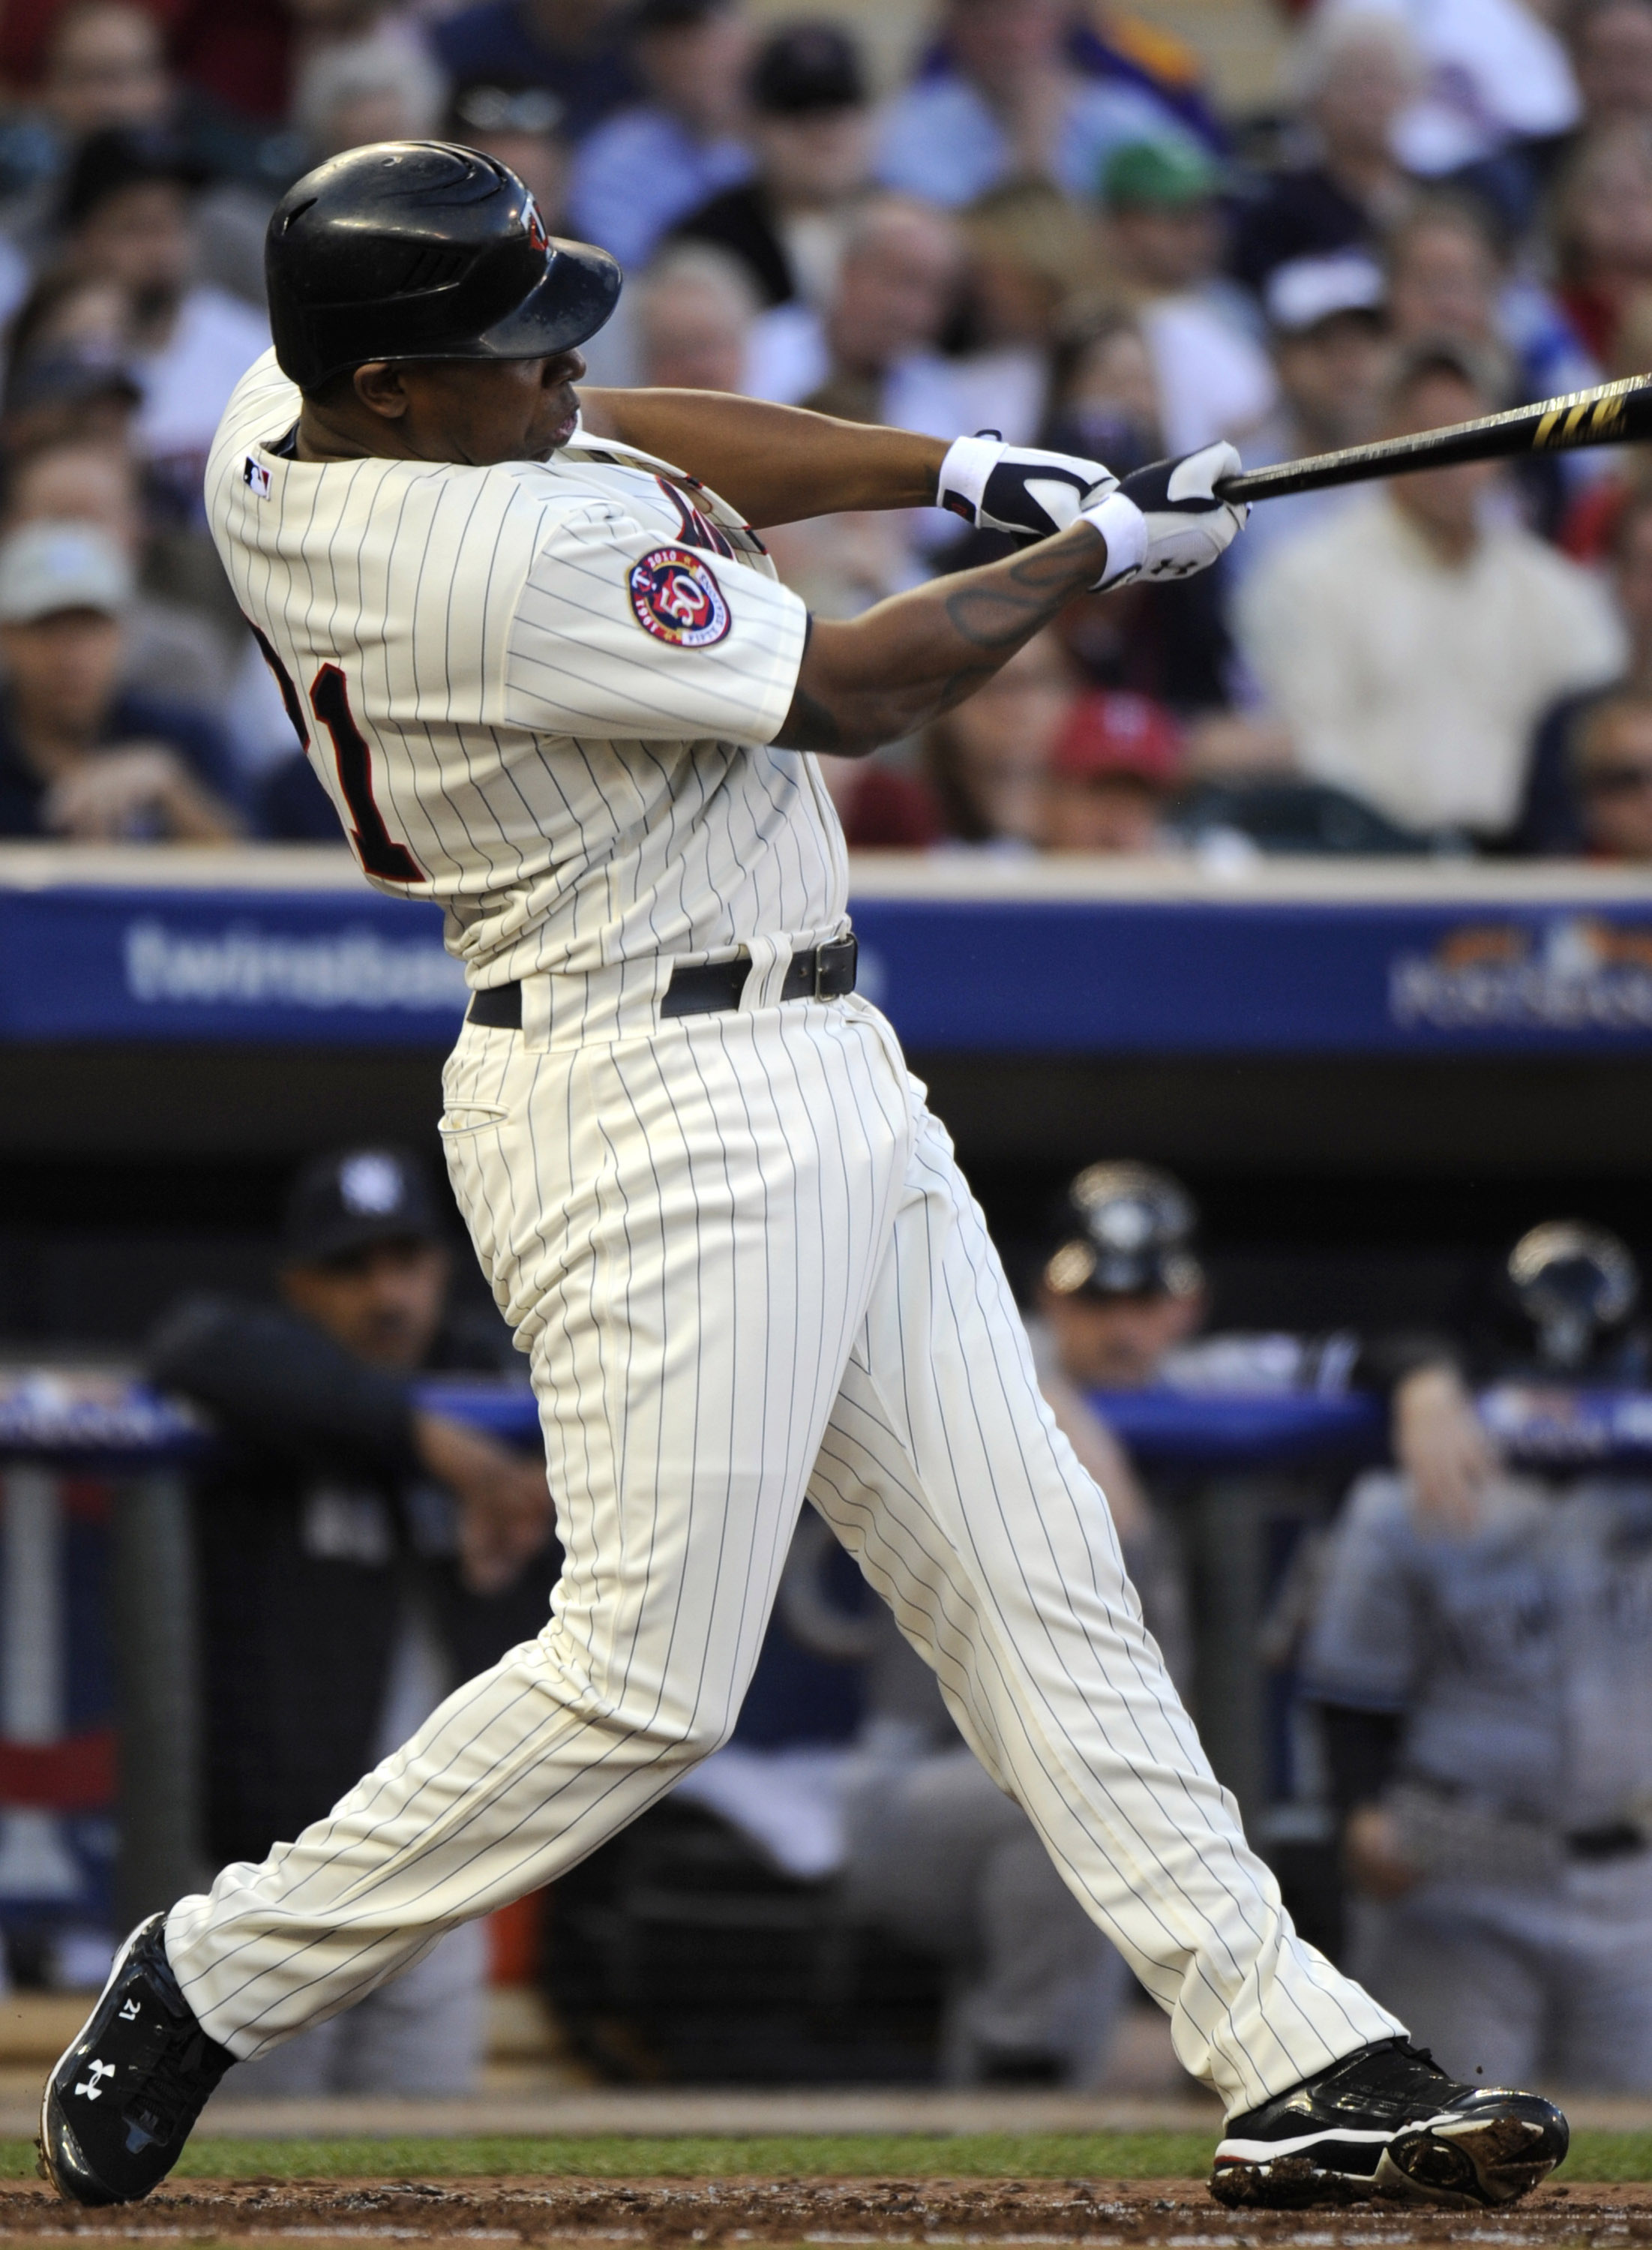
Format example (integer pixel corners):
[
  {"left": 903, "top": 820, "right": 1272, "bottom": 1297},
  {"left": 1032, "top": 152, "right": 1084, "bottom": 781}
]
[{"left": 1217, "top": 374, "right": 1652, "bottom": 505}]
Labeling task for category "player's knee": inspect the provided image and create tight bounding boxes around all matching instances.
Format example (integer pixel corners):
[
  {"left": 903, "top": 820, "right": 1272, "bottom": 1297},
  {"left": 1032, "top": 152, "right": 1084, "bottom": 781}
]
[{"left": 668, "top": 1705, "right": 741, "bottom": 1764}]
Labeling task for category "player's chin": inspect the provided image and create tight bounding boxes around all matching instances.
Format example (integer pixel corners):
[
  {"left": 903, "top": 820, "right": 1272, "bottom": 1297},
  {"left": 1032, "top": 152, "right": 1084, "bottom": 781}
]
[{"left": 528, "top": 411, "right": 578, "bottom": 458}]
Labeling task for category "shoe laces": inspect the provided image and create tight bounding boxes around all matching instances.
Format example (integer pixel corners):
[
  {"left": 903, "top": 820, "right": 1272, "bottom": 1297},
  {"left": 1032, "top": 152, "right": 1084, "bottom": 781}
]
[
  {"left": 1327, "top": 2038, "right": 1456, "bottom": 2119},
  {"left": 123, "top": 2026, "right": 225, "bottom": 2144}
]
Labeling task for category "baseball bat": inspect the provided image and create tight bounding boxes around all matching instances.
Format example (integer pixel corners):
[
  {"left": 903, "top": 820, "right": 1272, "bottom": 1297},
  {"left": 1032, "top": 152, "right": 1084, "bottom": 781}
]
[{"left": 1215, "top": 370, "right": 1652, "bottom": 503}]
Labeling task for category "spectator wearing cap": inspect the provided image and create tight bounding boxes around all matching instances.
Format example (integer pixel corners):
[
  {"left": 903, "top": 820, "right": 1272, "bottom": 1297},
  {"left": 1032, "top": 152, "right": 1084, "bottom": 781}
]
[
  {"left": 1042, "top": 689, "right": 1182, "bottom": 852},
  {"left": 874, "top": 0, "right": 1194, "bottom": 210},
  {"left": 447, "top": 79, "right": 571, "bottom": 230},
  {"left": 1099, "top": 138, "right": 1278, "bottom": 457},
  {"left": 568, "top": 0, "right": 754, "bottom": 274},
  {"left": 1, "top": 436, "right": 231, "bottom": 716},
  {"left": 148, "top": 1145, "right": 558, "bottom": 2095},
  {"left": 1224, "top": 249, "right": 1387, "bottom": 586},
  {"left": 672, "top": 22, "right": 871, "bottom": 317},
  {"left": 0, "top": 518, "right": 238, "bottom": 838},
  {"left": 1228, "top": 14, "right": 1419, "bottom": 299},
  {"left": 429, "top": 0, "right": 636, "bottom": 142},
  {"left": 59, "top": 127, "right": 268, "bottom": 515},
  {"left": 1236, "top": 344, "right": 1624, "bottom": 841}
]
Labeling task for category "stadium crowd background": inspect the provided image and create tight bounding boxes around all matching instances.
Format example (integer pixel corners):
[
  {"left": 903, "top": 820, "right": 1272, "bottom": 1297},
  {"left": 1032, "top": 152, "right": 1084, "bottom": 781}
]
[
  {"left": 2, "top": 0, "right": 1652, "bottom": 2115},
  {"left": 0, "top": 0, "right": 1644, "bottom": 856}
]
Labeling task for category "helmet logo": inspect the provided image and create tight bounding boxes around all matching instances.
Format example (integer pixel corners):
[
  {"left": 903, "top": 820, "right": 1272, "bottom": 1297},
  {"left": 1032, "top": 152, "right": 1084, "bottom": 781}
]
[
  {"left": 628, "top": 546, "right": 731, "bottom": 647},
  {"left": 523, "top": 195, "right": 549, "bottom": 254}
]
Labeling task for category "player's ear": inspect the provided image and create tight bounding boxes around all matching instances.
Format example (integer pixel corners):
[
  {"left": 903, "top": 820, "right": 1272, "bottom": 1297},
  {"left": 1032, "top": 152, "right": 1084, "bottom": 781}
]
[{"left": 352, "top": 362, "right": 411, "bottom": 421}]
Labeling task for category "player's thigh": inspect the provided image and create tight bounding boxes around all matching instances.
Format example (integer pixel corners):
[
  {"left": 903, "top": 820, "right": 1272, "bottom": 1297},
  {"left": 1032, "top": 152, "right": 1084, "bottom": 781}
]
[
  {"left": 1360, "top": 1891, "right": 1545, "bottom": 2086},
  {"left": 805, "top": 1082, "right": 1157, "bottom": 1770},
  {"left": 445, "top": 1004, "right": 911, "bottom": 1730}
]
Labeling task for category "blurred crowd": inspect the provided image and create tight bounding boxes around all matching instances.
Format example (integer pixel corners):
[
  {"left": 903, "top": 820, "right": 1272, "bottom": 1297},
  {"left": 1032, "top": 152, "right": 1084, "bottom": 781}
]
[{"left": 0, "top": 0, "right": 1645, "bottom": 855}]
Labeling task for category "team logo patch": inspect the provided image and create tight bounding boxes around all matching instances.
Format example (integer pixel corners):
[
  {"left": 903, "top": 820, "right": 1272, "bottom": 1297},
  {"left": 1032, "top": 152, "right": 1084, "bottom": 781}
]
[{"left": 628, "top": 546, "right": 731, "bottom": 648}]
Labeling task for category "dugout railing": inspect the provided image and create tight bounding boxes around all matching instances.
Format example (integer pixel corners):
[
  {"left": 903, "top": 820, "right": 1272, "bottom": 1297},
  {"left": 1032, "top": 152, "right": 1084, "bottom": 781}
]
[{"left": 0, "top": 1370, "right": 1645, "bottom": 1967}]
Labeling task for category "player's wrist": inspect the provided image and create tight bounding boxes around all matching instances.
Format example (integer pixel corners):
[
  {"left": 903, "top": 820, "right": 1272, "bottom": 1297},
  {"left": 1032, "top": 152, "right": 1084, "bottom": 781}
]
[
  {"left": 1080, "top": 489, "right": 1148, "bottom": 589},
  {"left": 935, "top": 432, "right": 1002, "bottom": 520}
]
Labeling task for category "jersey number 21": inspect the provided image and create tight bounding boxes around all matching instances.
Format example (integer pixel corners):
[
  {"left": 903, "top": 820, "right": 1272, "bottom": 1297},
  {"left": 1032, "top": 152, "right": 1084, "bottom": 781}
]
[{"left": 250, "top": 625, "right": 423, "bottom": 884}]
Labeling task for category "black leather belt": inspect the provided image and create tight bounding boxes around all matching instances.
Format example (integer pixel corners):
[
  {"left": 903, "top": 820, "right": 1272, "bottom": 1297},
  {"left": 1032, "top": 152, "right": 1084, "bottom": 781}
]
[
  {"left": 1567, "top": 1821, "right": 1648, "bottom": 1862},
  {"left": 1409, "top": 1775, "right": 1650, "bottom": 1863},
  {"left": 466, "top": 934, "right": 858, "bottom": 1032}
]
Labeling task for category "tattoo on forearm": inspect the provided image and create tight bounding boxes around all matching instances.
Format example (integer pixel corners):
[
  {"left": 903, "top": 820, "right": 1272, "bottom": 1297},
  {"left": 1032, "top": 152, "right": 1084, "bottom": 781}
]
[
  {"left": 775, "top": 529, "right": 1103, "bottom": 754},
  {"left": 943, "top": 539, "right": 1101, "bottom": 650}
]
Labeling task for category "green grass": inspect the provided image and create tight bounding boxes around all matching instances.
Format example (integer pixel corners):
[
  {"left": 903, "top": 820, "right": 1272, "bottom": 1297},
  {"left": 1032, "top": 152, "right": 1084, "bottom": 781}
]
[{"left": 0, "top": 2130, "right": 1648, "bottom": 2183}]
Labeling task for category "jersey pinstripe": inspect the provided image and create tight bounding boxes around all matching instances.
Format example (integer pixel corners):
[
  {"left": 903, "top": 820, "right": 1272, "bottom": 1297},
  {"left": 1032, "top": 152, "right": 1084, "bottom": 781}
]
[
  {"left": 169, "top": 348, "right": 1411, "bottom": 2125},
  {"left": 205, "top": 352, "right": 837, "bottom": 984}
]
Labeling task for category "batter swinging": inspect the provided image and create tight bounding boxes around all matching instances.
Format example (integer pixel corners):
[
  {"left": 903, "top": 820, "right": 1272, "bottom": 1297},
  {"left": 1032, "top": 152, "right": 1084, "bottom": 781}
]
[{"left": 40, "top": 142, "right": 1567, "bottom": 2213}]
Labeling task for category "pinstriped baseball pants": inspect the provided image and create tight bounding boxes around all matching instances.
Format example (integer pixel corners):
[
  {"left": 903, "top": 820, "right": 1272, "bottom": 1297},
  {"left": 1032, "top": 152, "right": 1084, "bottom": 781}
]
[{"left": 166, "top": 989, "right": 1400, "bottom": 2114}]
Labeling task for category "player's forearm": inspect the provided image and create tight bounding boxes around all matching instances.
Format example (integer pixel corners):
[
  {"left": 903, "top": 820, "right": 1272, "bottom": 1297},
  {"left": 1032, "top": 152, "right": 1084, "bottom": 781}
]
[
  {"left": 774, "top": 522, "right": 1106, "bottom": 755},
  {"left": 577, "top": 387, "right": 946, "bottom": 524}
]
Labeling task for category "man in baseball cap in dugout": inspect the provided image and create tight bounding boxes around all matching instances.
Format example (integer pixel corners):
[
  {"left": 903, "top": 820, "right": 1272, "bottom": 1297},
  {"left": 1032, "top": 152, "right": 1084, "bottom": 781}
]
[{"left": 147, "top": 1147, "right": 558, "bottom": 2092}]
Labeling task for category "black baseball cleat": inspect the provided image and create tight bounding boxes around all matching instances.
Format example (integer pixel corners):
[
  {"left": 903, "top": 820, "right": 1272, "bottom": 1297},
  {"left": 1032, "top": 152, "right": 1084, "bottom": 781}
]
[
  {"left": 37, "top": 1913, "right": 235, "bottom": 2206},
  {"left": 1210, "top": 2037, "right": 1568, "bottom": 2210}
]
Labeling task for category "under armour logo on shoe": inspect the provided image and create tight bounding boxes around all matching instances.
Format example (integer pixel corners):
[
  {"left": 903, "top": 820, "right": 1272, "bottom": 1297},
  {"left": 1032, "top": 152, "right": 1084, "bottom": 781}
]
[{"left": 74, "top": 2060, "right": 115, "bottom": 2099}]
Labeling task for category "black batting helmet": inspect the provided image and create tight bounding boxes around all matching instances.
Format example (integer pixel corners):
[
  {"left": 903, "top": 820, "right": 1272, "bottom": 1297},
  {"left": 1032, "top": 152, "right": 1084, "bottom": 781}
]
[
  {"left": 265, "top": 140, "right": 622, "bottom": 394},
  {"left": 1506, "top": 1220, "right": 1640, "bottom": 1369},
  {"left": 1043, "top": 1162, "right": 1205, "bottom": 1303}
]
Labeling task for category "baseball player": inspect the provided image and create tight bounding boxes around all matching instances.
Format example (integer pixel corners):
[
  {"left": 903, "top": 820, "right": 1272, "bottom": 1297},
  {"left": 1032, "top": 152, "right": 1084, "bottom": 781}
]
[
  {"left": 1308, "top": 1222, "right": 1652, "bottom": 2090},
  {"left": 42, "top": 142, "right": 1564, "bottom": 2212}
]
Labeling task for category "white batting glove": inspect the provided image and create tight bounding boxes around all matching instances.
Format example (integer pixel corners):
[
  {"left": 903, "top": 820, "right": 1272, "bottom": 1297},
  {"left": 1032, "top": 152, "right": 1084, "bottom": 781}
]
[
  {"left": 1080, "top": 441, "right": 1248, "bottom": 589},
  {"left": 937, "top": 430, "right": 1120, "bottom": 540}
]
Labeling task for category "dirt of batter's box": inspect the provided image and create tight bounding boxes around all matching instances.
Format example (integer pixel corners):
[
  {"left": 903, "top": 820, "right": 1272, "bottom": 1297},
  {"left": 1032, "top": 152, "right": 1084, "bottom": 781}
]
[{"left": 1, "top": 2177, "right": 1648, "bottom": 2248}]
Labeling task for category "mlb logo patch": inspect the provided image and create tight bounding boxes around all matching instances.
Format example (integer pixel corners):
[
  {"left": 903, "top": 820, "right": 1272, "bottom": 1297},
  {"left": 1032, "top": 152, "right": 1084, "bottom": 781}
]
[
  {"left": 243, "top": 456, "right": 272, "bottom": 499},
  {"left": 628, "top": 546, "right": 730, "bottom": 649}
]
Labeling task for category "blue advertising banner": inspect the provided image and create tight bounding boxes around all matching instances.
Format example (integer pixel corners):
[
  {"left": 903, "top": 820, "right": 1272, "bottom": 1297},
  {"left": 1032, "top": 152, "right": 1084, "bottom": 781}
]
[
  {"left": 849, "top": 896, "right": 1652, "bottom": 1054},
  {"left": 1, "top": 874, "right": 1651, "bottom": 1054}
]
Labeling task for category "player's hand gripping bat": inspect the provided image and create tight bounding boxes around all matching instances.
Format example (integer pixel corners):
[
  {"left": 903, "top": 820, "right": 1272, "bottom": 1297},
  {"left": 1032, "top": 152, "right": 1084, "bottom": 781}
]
[{"left": 1215, "top": 370, "right": 1652, "bottom": 503}]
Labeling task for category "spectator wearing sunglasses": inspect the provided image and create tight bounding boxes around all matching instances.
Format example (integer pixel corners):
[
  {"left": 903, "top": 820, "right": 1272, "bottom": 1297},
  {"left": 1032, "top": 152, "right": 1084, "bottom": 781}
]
[
  {"left": 1516, "top": 484, "right": 1652, "bottom": 851},
  {"left": 1569, "top": 692, "right": 1652, "bottom": 858}
]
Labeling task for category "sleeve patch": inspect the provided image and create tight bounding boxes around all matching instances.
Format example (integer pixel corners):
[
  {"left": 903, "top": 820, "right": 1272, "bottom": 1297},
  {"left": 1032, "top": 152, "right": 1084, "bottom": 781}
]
[{"left": 627, "top": 545, "right": 731, "bottom": 648}]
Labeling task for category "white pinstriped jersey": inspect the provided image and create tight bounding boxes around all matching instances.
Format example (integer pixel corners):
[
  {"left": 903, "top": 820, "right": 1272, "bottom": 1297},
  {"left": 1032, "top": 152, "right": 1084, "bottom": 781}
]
[{"left": 205, "top": 351, "right": 841, "bottom": 983}]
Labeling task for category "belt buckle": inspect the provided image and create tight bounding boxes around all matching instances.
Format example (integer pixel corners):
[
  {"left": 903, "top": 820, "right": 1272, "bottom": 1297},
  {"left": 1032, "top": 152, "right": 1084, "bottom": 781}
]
[{"left": 814, "top": 932, "right": 856, "bottom": 998}]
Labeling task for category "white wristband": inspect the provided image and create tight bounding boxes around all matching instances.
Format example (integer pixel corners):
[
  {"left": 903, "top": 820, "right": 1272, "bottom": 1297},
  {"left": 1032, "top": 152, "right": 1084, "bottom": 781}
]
[
  {"left": 1081, "top": 490, "right": 1148, "bottom": 588},
  {"left": 936, "top": 431, "right": 1002, "bottom": 517}
]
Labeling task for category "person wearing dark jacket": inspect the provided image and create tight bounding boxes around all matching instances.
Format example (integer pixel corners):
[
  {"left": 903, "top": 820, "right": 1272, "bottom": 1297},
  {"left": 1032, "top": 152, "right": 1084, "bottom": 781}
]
[
  {"left": 148, "top": 1146, "right": 557, "bottom": 2094},
  {"left": 670, "top": 22, "right": 871, "bottom": 314}
]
